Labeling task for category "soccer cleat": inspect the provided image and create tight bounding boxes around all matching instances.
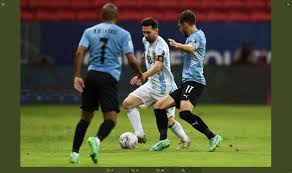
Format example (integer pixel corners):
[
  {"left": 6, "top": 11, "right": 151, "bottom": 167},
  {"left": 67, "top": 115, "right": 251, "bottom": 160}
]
[
  {"left": 149, "top": 139, "right": 170, "bottom": 151},
  {"left": 69, "top": 152, "right": 80, "bottom": 164},
  {"left": 137, "top": 135, "right": 147, "bottom": 144},
  {"left": 209, "top": 135, "right": 223, "bottom": 152},
  {"left": 87, "top": 137, "right": 100, "bottom": 164},
  {"left": 177, "top": 140, "right": 191, "bottom": 149}
]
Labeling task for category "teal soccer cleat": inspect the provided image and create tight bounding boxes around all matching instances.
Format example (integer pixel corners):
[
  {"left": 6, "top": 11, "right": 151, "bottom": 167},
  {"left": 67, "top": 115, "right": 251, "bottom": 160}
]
[
  {"left": 69, "top": 152, "right": 80, "bottom": 164},
  {"left": 209, "top": 135, "right": 223, "bottom": 152},
  {"left": 149, "top": 139, "right": 170, "bottom": 151},
  {"left": 87, "top": 137, "right": 100, "bottom": 164}
]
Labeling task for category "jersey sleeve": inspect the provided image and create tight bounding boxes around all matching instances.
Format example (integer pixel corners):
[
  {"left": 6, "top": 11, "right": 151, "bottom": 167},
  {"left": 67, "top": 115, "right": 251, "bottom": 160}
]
[
  {"left": 78, "top": 29, "right": 90, "bottom": 48},
  {"left": 187, "top": 34, "right": 201, "bottom": 50},
  {"left": 121, "top": 32, "right": 134, "bottom": 54},
  {"left": 154, "top": 43, "right": 166, "bottom": 62}
]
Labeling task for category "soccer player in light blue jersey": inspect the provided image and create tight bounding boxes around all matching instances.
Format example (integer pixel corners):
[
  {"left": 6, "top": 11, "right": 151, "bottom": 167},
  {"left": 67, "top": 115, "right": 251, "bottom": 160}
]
[
  {"left": 69, "top": 3, "right": 144, "bottom": 164},
  {"left": 122, "top": 18, "right": 190, "bottom": 151},
  {"left": 154, "top": 10, "right": 223, "bottom": 152}
]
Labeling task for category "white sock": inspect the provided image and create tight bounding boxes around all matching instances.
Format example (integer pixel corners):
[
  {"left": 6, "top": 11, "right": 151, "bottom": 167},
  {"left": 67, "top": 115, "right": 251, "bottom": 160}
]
[
  {"left": 170, "top": 120, "right": 189, "bottom": 141},
  {"left": 71, "top": 151, "right": 79, "bottom": 156},
  {"left": 95, "top": 137, "right": 101, "bottom": 145},
  {"left": 126, "top": 108, "right": 144, "bottom": 137}
]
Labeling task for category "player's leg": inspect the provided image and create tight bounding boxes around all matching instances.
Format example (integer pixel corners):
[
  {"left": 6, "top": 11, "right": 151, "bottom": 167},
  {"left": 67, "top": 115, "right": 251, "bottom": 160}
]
[
  {"left": 70, "top": 70, "right": 99, "bottom": 163},
  {"left": 122, "top": 85, "right": 152, "bottom": 143},
  {"left": 178, "top": 82, "right": 223, "bottom": 151},
  {"left": 149, "top": 108, "right": 170, "bottom": 151},
  {"left": 167, "top": 107, "right": 190, "bottom": 149},
  {"left": 123, "top": 95, "right": 145, "bottom": 142},
  {"left": 153, "top": 94, "right": 176, "bottom": 110},
  {"left": 149, "top": 94, "right": 177, "bottom": 151},
  {"left": 86, "top": 71, "right": 119, "bottom": 164},
  {"left": 87, "top": 111, "right": 117, "bottom": 164},
  {"left": 70, "top": 111, "right": 94, "bottom": 163}
]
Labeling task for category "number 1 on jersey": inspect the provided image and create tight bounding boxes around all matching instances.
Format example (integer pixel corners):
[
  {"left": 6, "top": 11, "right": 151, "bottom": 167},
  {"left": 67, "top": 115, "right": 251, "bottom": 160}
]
[{"left": 100, "top": 38, "right": 108, "bottom": 64}]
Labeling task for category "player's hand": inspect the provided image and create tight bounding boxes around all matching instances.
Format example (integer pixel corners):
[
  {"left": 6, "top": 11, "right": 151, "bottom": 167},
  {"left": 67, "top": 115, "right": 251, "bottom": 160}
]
[
  {"left": 130, "top": 75, "right": 144, "bottom": 86},
  {"left": 74, "top": 77, "right": 85, "bottom": 93},
  {"left": 130, "top": 76, "right": 142, "bottom": 86},
  {"left": 168, "top": 38, "right": 181, "bottom": 49},
  {"left": 141, "top": 52, "right": 145, "bottom": 61},
  {"left": 130, "top": 76, "right": 138, "bottom": 85},
  {"left": 137, "top": 74, "right": 145, "bottom": 85}
]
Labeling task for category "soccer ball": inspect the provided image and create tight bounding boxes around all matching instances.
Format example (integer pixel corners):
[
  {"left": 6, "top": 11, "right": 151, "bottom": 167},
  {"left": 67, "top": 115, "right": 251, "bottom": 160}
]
[{"left": 119, "top": 132, "right": 138, "bottom": 149}]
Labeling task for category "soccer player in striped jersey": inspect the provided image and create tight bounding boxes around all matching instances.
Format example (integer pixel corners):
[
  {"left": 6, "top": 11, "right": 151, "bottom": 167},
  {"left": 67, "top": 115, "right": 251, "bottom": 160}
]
[{"left": 123, "top": 17, "right": 190, "bottom": 151}]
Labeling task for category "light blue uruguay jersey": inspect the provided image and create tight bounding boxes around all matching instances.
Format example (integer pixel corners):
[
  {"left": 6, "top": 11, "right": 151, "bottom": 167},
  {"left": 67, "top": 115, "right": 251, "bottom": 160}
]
[
  {"left": 79, "top": 23, "right": 134, "bottom": 81},
  {"left": 182, "top": 29, "right": 206, "bottom": 85},
  {"left": 143, "top": 36, "right": 177, "bottom": 95}
]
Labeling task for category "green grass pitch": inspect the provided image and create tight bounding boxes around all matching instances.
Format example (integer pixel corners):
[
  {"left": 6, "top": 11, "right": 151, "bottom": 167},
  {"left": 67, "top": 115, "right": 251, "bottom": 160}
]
[{"left": 20, "top": 104, "right": 271, "bottom": 167}]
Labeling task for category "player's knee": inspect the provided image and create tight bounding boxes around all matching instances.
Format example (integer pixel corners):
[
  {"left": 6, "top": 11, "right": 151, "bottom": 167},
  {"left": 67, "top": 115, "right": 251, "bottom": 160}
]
[
  {"left": 81, "top": 111, "right": 94, "bottom": 122},
  {"left": 122, "top": 99, "right": 133, "bottom": 110},
  {"left": 104, "top": 111, "right": 118, "bottom": 125},
  {"left": 179, "top": 110, "right": 193, "bottom": 121},
  {"left": 153, "top": 101, "right": 163, "bottom": 109},
  {"left": 168, "top": 116, "right": 175, "bottom": 127}
]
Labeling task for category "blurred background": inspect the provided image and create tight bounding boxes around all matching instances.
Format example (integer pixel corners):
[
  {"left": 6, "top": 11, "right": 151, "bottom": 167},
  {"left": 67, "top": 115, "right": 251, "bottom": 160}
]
[{"left": 20, "top": 0, "right": 271, "bottom": 105}]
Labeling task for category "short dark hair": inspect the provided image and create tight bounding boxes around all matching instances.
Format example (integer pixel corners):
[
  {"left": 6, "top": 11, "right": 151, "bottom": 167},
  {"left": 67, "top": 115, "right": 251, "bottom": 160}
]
[
  {"left": 101, "top": 3, "right": 118, "bottom": 21},
  {"left": 141, "top": 17, "right": 158, "bottom": 29},
  {"left": 179, "top": 10, "right": 196, "bottom": 25}
]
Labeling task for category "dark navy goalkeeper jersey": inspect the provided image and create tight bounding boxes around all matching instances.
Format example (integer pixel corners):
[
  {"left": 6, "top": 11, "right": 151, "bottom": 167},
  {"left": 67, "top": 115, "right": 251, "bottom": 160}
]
[{"left": 79, "top": 22, "right": 134, "bottom": 81}]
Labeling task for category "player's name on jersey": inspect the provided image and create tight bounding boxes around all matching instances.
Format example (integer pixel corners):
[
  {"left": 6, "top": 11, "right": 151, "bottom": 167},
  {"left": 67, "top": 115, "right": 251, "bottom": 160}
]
[{"left": 94, "top": 28, "right": 118, "bottom": 35}]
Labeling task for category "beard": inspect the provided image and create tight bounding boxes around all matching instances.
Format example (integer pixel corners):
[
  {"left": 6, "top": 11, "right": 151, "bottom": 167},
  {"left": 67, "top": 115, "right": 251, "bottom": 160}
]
[
  {"left": 182, "top": 30, "right": 188, "bottom": 37},
  {"left": 146, "top": 37, "right": 155, "bottom": 43}
]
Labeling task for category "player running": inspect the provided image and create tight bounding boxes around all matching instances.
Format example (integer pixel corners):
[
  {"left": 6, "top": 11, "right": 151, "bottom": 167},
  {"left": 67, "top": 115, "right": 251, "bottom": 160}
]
[
  {"left": 154, "top": 10, "right": 223, "bottom": 152},
  {"left": 69, "top": 3, "right": 144, "bottom": 164},
  {"left": 123, "top": 17, "right": 190, "bottom": 151}
]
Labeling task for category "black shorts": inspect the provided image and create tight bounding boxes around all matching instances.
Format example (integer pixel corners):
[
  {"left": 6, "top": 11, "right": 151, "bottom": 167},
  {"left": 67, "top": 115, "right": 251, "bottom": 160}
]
[
  {"left": 81, "top": 70, "right": 120, "bottom": 113},
  {"left": 170, "top": 81, "right": 205, "bottom": 109}
]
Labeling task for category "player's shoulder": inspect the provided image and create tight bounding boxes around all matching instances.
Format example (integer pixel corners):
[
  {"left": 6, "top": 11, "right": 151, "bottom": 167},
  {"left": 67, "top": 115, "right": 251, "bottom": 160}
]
[
  {"left": 157, "top": 36, "right": 169, "bottom": 49},
  {"left": 187, "top": 29, "right": 206, "bottom": 43},
  {"left": 82, "top": 24, "right": 101, "bottom": 35},
  {"left": 157, "top": 36, "right": 167, "bottom": 44},
  {"left": 82, "top": 25, "right": 94, "bottom": 34},
  {"left": 114, "top": 24, "right": 131, "bottom": 36},
  {"left": 197, "top": 29, "right": 206, "bottom": 39},
  {"left": 190, "top": 29, "right": 205, "bottom": 39}
]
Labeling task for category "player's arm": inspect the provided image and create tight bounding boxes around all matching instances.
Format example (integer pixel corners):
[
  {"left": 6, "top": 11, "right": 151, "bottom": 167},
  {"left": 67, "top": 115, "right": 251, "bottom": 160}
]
[
  {"left": 143, "top": 58, "right": 163, "bottom": 79},
  {"left": 168, "top": 38, "right": 196, "bottom": 53},
  {"left": 126, "top": 53, "right": 145, "bottom": 84},
  {"left": 141, "top": 52, "right": 145, "bottom": 62},
  {"left": 73, "top": 45, "right": 86, "bottom": 93},
  {"left": 74, "top": 46, "right": 86, "bottom": 77}
]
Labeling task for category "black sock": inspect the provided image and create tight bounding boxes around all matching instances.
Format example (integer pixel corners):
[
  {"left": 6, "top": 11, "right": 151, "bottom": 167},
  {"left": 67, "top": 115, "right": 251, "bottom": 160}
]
[
  {"left": 72, "top": 119, "right": 90, "bottom": 153},
  {"left": 97, "top": 119, "right": 115, "bottom": 142},
  {"left": 154, "top": 109, "right": 168, "bottom": 140},
  {"left": 179, "top": 111, "right": 215, "bottom": 139}
]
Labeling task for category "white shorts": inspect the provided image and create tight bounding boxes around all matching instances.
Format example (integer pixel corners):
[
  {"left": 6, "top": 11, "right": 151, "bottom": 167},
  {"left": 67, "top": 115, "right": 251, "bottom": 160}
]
[{"left": 130, "top": 84, "right": 175, "bottom": 118}]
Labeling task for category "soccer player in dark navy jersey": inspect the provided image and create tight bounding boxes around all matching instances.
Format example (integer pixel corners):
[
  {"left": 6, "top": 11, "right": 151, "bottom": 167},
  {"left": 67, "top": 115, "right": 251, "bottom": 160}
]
[{"left": 69, "top": 3, "right": 144, "bottom": 164}]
